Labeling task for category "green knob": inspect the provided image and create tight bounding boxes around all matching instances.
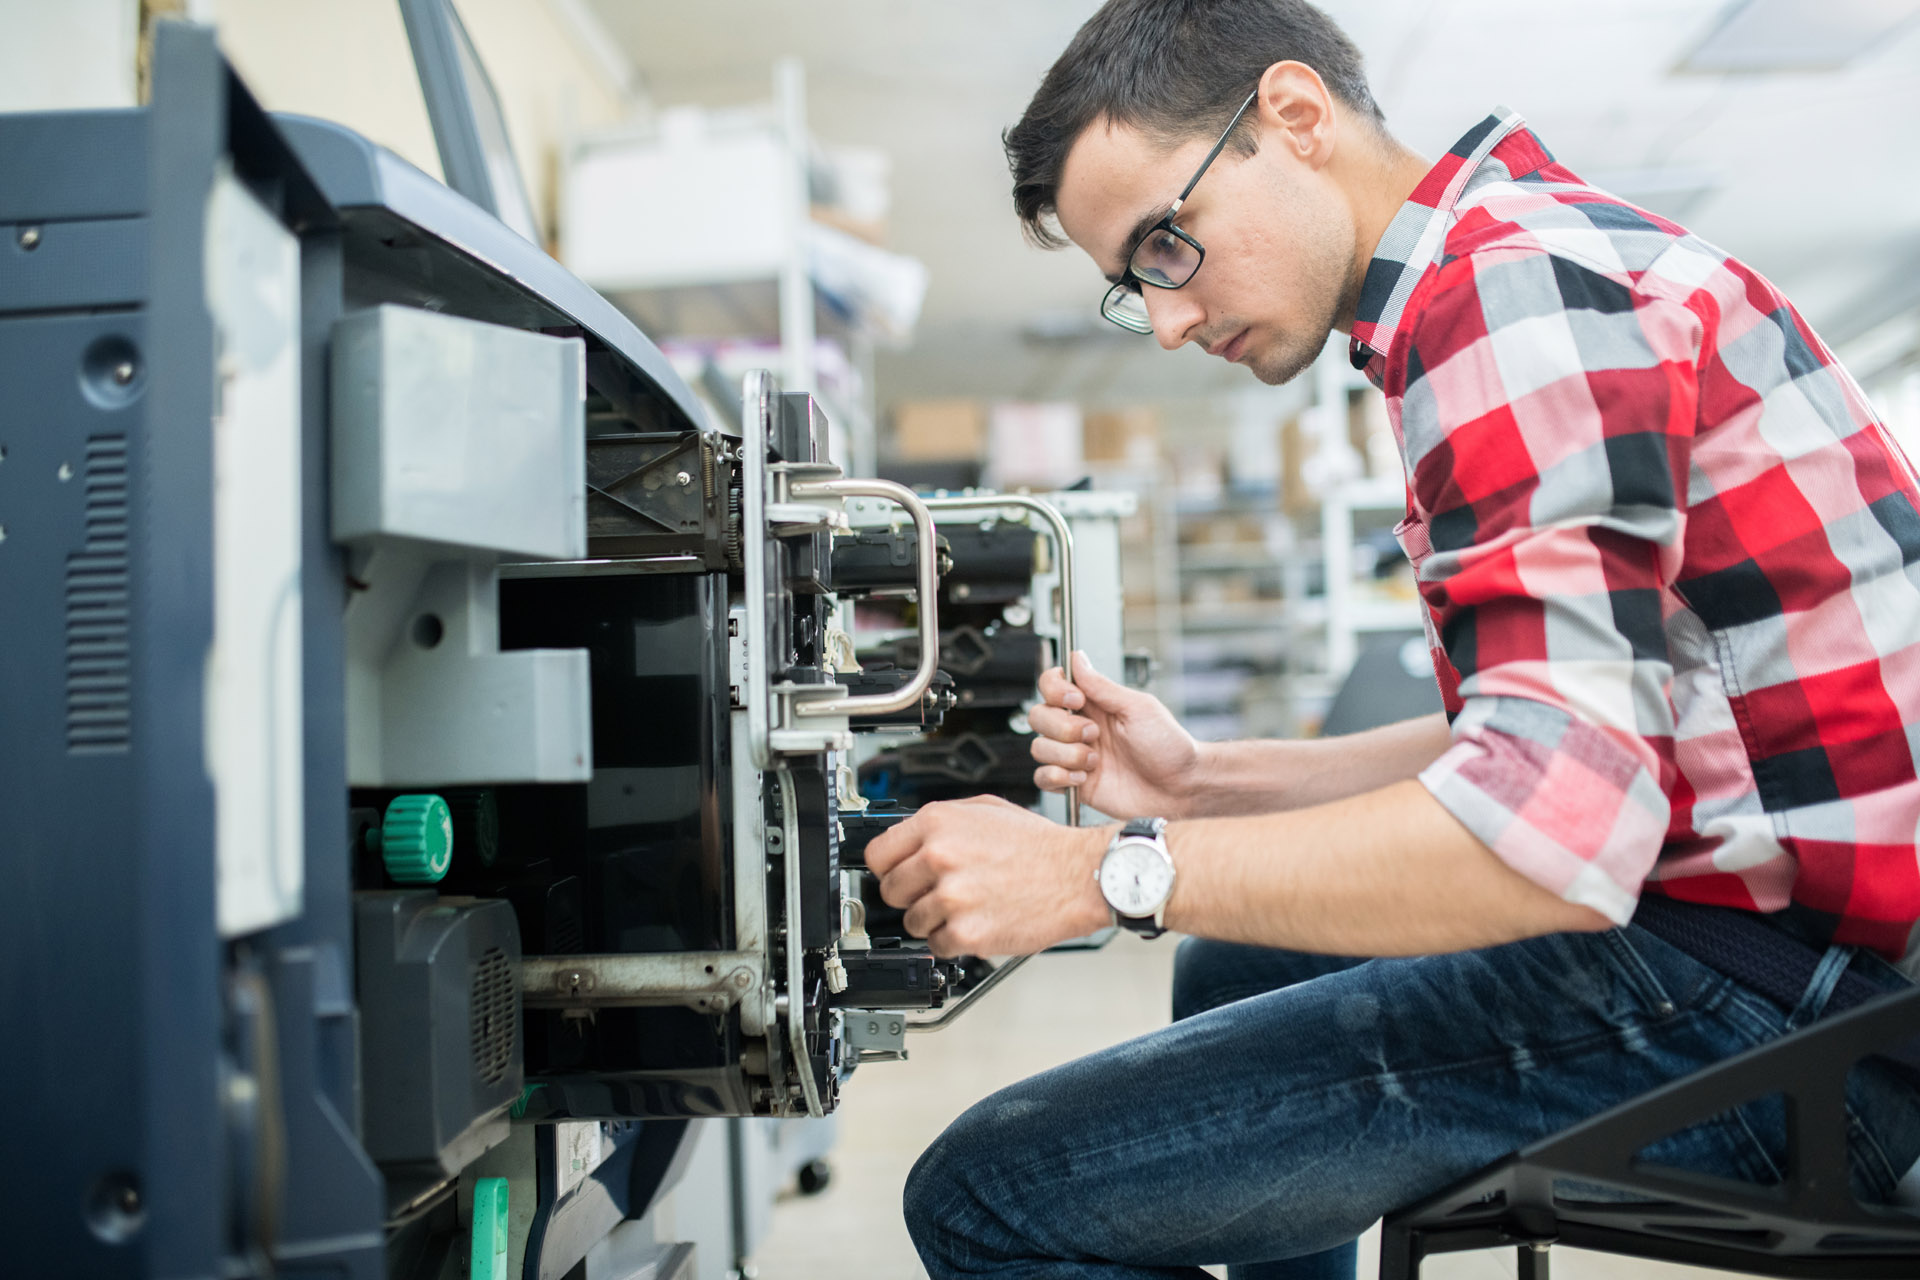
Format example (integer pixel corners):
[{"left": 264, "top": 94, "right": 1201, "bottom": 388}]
[
  {"left": 470, "top": 1177, "right": 508, "bottom": 1280},
  {"left": 370, "top": 794, "right": 453, "bottom": 883}
]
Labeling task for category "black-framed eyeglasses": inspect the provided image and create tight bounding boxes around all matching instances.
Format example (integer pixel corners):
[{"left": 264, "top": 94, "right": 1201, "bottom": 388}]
[{"left": 1100, "top": 88, "right": 1261, "bottom": 334}]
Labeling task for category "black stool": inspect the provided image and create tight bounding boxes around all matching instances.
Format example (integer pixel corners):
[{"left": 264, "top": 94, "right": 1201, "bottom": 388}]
[{"left": 1379, "top": 984, "right": 1920, "bottom": 1278}]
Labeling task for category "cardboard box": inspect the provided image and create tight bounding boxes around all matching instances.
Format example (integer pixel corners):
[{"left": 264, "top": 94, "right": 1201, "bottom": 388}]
[
  {"left": 1179, "top": 513, "right": 1268, "bottom": 547},
  {"left": 1282, "top": 415, "right": 1317, "bottom": 515},
  {"left": 891, "top": 399, "right": 986, "bottom": 461},
  {"left": 1082, "top": 407, "right": 1161, "bottom": 466}
]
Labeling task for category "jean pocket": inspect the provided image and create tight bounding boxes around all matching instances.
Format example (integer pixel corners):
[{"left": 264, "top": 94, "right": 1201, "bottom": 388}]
[
  {"left": 1601, "top": 928, "right": 1680, "bottom": 1020},
  {"left": 1846, "top": 1061, "right": 1920, "bottom": 1206}
]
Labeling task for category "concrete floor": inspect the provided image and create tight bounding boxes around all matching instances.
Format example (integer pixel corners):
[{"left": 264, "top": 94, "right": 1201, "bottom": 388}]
[{"left": 753, "top": 934, "right": 1727, "bottom": 1280}]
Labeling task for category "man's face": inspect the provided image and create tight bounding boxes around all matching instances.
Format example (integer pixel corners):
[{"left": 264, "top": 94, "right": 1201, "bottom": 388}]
[{"left": 1054, "top": 111, "right": 1358, "bottom": 386}]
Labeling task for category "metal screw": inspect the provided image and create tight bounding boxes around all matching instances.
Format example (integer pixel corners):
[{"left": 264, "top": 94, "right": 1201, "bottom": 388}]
[
  {"left": 112, "top": 362, "right": 135, "bottom": 386},
  {"left": 225, "top": 1074, "right": 258, "bottom": 1109},
  {"left": 18, "top": 226, "right": 40, "bottom": 250},
  {"left": 675, "top": 470, "right": 692, "bottom": 486}
]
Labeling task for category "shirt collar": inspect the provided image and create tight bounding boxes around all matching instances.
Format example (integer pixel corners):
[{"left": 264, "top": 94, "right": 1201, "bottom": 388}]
[{"left": 1347, "top": 107, "right": 1534, "bottom": 373}]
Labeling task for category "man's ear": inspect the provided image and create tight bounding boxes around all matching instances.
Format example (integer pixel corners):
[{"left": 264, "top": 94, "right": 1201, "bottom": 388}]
[{"left": 1254, "top": 60, "right": 1337, "bottom": 170}]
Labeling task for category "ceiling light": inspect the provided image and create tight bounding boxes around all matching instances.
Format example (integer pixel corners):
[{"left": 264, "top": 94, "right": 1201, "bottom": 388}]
[{"left": 1678, "top": 0, "right": 1920, "bottom": 72}]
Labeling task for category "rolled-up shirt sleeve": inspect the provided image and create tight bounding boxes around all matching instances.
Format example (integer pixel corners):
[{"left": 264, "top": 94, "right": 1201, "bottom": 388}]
[{"left": 1395, "top": 246, "right": 1704, "bottom": 924}]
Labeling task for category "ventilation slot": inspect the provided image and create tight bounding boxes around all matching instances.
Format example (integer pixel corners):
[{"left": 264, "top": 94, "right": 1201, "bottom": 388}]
[
  {"left": 66, "top": 436, "right": 131, "bottom": 754},
  {"left": 548, "top": 910, "right": 584, "bottom": 956},
  {"left": 469, "top": 946, "right": 515, "bottom": 1087}
]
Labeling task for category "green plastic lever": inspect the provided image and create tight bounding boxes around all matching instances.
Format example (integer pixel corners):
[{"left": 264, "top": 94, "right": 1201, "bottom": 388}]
[{"left": 471, "top": 1177, "right": 508, "bottom": 1280}]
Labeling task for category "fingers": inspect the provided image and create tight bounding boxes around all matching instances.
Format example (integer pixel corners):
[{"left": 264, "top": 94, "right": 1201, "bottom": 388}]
[
  {"left": 1036, "top": 665, "right": 1087, "bottom": 711},
  {"left": 1070, "top": 650, "right": 1129, "bottom": 705},
  {"left": 1032, "top": 763, "right": 1088, "bottom": 793},
  {"left": 903, "top": 893, "right": 948, "bottom": 942},
  {"left": 925, "top": 923, "right": 971, "bottom": 959},
  {"left": 1040, "top": 652, "right": 1131, "bottom": 721},
  {"left": 874, "top": 798, "right": 1002, "bottom": 908},
  {"left": 1030, "top": 727, "right": 1095, "bottom": 792},
  {"left": 1030, "top": 734, "right": 1095, "bottom": 773},
  {"left": 1028, "top": 703, "right": 1099, "bottom": 746},
  {"left": 862, "top": 811, "right": 926, "bottom": 876},
  {"left": 877, "top": 852, "right": 939, "bottom": 911}
]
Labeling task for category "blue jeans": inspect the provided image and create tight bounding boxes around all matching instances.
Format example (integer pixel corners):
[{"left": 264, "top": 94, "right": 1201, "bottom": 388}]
[{"left": 903, "top": 927, "right": 1920, "bottom": 1279}]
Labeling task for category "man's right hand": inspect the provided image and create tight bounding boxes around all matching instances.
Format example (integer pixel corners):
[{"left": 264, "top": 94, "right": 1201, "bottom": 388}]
[{"left": 1029, "top": 651, "right": 1205, "bottom": 820}]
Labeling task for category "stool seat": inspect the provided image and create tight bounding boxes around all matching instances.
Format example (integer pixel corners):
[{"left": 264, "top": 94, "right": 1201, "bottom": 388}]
[{"left": 1378, "top": 984, "right": 1920, "bottom": 1279}]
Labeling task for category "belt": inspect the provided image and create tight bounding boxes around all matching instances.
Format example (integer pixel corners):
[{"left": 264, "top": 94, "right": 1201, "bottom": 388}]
[{"left": 1630, "top": 893, "right": 1920, "bottom": 1074}]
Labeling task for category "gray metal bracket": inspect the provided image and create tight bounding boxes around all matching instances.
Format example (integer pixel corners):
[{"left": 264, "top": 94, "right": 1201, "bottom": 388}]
[{"left": 520, "top": 952, "right": 761, "bottom": 1015}]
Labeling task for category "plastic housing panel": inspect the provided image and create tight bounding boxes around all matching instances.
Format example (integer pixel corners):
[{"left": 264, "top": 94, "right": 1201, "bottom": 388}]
[{"left": 330, "top": 303, "right": 586, "bottom": 561}]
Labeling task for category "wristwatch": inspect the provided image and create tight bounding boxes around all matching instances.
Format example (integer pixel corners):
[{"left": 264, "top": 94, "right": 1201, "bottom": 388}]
[{"left": 1095, "top": 817, "right": 1175, "bottom": 939}]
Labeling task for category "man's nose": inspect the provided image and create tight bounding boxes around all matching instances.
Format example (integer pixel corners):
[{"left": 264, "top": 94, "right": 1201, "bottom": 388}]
[{"left": 1145, "top": 287, "right": 1204, "bottom": 352}]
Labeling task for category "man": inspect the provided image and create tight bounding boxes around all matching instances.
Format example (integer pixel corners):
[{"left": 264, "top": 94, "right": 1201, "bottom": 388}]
[{"left": 862, "top": 1, "right": 1920, "bottom": 1276}]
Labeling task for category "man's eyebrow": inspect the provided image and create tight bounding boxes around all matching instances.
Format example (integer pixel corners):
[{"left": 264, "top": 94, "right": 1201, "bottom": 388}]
[{"left": 1105, "top": 202, "right": 1174, "bottom": 282}]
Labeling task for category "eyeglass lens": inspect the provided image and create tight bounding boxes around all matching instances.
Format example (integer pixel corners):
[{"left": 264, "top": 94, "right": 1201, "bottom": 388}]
[
  {"left": 1101, "top": 283, "right": 1154, "bottom": 333},
  {"left": 1130, "top": 227, "right": 1202, "bottom": 288}
]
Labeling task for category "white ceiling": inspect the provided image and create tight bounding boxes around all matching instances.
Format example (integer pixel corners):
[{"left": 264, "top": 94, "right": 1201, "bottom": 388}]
[{"left": 581, "top": 0, "right": 1920, "bottom": 407}]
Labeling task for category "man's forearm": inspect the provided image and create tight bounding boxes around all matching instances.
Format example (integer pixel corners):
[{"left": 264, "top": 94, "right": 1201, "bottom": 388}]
[
  {"left": 1185, "top": 712, "right": 1453, "bottom": 817},
  {"left": 1156, "top": 778, "right": 1611, "bottom": 954}
]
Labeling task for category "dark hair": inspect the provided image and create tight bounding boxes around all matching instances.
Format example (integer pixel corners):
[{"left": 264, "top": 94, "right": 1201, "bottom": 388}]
[{"left": 1004, "top": 0, "right": 1385, "bottom": 248}]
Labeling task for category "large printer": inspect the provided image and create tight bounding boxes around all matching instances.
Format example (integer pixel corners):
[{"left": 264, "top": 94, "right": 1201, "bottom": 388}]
[{"left": 0, "top": 12, "right": 1134, "bottom": 1280}]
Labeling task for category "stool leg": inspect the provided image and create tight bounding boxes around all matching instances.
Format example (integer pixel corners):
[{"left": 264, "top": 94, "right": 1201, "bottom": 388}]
[
  {"left": 1377, "top": 1221, "right": 1419, "bottom": 1280},
  {"left": 1517, "top": 1242, "right": 1549, "bottom": 1280}
]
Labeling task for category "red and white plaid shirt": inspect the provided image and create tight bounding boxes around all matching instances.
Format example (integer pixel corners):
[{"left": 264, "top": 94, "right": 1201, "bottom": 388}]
[{"left": 1352, "top": 109, "right": 1920, "bottom": 965}]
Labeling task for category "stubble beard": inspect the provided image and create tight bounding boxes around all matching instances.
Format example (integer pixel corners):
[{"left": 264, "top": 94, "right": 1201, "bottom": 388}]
[
  {"left": 1245, "top": 321, "right": 1332, "bottom": 386},
  {"left": 1243, "top": 212, "right": 1362, "bottom": 387}
]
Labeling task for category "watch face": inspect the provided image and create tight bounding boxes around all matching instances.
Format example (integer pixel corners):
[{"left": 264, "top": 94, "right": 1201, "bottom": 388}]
[{"left": 1100, "top": 839, "right": 1174, "bottom": 917}]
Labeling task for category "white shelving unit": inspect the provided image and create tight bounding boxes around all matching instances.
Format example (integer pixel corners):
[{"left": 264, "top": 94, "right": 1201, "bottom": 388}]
[
  {"left": 1115, "top": 479, "right": 1292, "bottom": 738},
  {"left": 562, "top": 59, "right": 924, "bottom": 477},
  {"left": 1320, "top": 474, "right": 1421, "bottom": 675}
]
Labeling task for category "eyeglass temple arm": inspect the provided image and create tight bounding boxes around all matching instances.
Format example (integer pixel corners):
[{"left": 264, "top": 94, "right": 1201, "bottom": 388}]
[{"left": 1172, "top": 88, "right": 1262, "bottom": 210}]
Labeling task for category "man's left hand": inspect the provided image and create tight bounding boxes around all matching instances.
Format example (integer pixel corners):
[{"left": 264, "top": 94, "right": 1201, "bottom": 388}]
[{"left": 863, "top": 795, "right": 1112, "bottom": 957}]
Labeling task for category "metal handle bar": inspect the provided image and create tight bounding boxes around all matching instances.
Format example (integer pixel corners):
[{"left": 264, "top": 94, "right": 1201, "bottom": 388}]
[
  {"left": 905, "top": 952, "right": 1031, "bottom": 1034},
  {"left": 919, "top": 494, "right": 1080, "bottom": 826},
  {"left": 902, "top": 494, "right": 1083, "bottom": 1033},
  {"left": 788, "top": 477, "right": 940, "bottom": 719}
]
